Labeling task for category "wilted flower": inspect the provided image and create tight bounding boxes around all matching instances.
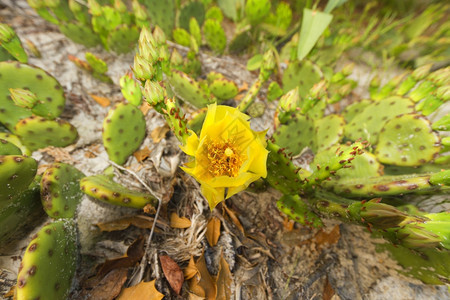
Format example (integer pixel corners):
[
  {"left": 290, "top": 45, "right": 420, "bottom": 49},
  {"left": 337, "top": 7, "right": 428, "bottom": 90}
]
[{"left": 181, "top": 104, "right": 268, "bottom": 209}]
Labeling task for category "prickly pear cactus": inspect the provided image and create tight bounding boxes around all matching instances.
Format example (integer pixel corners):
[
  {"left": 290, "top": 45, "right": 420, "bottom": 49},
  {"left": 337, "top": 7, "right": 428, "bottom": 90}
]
[
  {"left": 40, "top": 163, "right": 85, "bottom": 219},
  {"left": 141, "top": 0, "right": 175, "bottom": 37},
  {"left": 16, "top": 219, "right": 77, "bottom": 300},
  {"left": 0, "top": 132, "right": 30, "bottom": 155},
  {"left": 0, "top": 62, "right": 66, "bottom": 131},
  {"left": 0, "top": 155, "right": 37, "bottom": 202},
  {"left": 102, "top": 102, "right": 146, "bottom": 165},
  {"left": 168, "top": 70, "right": 211, "bottom": 108},
  {"left": 203, "top": 19, "right": 226, "bottom": 54},
  {"left": 179, "top": 1, "right": 205, "bottom": 31},
  {"left": 14, "top": 116, "right": 78, "bottom": 151},
  {"left": 209, "top": 78, "right": 238, "bottom": 100},
  {"left": 0, "top": 138, "right": 21, "bottom": 155},
  {"left": 344, "top": 96, "right": 415, "bottom": 144},
  {"left": 375, "top": 114, "right": 441, "bottom": 166},
  {"left": 245, "top": 0, "right": 271, "bottom": 25},
  {"left": 80, "top": 174, "right": 158, "bottom": 209},
  {"left": 277, "top": 194, "right": 323, "bottom": 228},
  {"left": 282, "top": 60, "right": 322, "bottom": 96},
  {"left": 58, "top": 23, "right": 100, "bottom": 48},
  {"left": 0, "top": 23, "right": 28, "bottom": 63},
  {"left": 106, "top": 25, "right": 140, "bottom": 54}
]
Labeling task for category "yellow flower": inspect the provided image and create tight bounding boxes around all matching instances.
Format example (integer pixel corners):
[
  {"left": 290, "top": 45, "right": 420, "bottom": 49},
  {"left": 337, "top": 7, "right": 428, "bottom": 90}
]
[{"left": 180, "top": 103, "right": 269, "bottom": 210}]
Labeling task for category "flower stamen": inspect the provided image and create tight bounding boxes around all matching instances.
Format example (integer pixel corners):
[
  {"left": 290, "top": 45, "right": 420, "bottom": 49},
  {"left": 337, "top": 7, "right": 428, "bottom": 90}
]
[{"left": 207, "top": 139, "right": 244, "bottom": 177}]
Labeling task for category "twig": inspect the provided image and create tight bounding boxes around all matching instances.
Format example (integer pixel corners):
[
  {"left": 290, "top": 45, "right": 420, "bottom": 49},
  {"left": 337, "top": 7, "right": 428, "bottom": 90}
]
[{"left": 108, "top": 160, "right": 162, "bottom": 285}]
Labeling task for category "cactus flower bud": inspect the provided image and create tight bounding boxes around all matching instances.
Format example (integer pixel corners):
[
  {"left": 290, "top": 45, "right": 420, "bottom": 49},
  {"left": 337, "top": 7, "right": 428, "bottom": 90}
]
[
  {"left": 262, "top": 49, "right": 276, "bottom": 72},
  {"left": 132, "top": 0, "right": 148, "bottom": 21},
  {"left": 88, "top": 0, "right": 102, "bottom": 16},
  {"left": 158, "top": 45, "right": 169, "bottom": 62},
  {"left": 133, "top": 54, "right": 155, "bottom": 81},
  {"left": 309, "top": 80, "right": 327, "bottom": 99},
  {"left": 412, "top": 63, "right": 432, "bottom": 81},
  {"left": 139, "top": 40, "right": 159, "bottom": 64},
  {"left": 114, "top": 0, "right": 127, "bottom": 13},
  {"left": 170, "top": 49, "right": 184, "bottom": 66},
  {"left": 120, "top": 73, "right": 143, "bottom": 106},
  {"left": 341, "top": 62, "right": 355, "bottom": 76},
  {"left": 435, "top": 85, "right": 450, "bottom": 101},
  {"left": 143, "top": 80, "right": 165, "bottom": 106},
  {"left": 9, "top": 88, "right": 39, "bottom": 109},
  {"left": 0, "top": 24, "right": 15, "bottom": 43},
  {"left": 139, "top": 26, "right": 155, "bottom": 48},
  {"left": 279, "top": 87, "right": 300, "bottom": 112},
  {"left": 153, "top": 26, "right": 166, "bottom": 46}
]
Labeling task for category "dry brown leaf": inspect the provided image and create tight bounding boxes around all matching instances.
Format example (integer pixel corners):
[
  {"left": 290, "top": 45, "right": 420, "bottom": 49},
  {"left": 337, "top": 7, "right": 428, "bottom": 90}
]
[
  {"left": 216, "top": 252, "right": 232, "bottom": 300},
  {"left": 160, "top": 255, "right": 184, "bottom": 295},
  {"left": 234, "top": 93, "right": 245, "bottom": 101},
  {"left": 89, "top": 94, "right": 111, "bottom": 107},
  {"left": 323, "top": 276, "right": 335, "bottom": 300},
  {"left": 140, "top": 101, "right": 151, "bottom": 115},
  {"left": 151, "top": 125, "right": 170, "bottom": 143},
  {"left": 3, "top": 285, "right": 15, "bottom": 298},
  {"left": 206, "top": 217, "right": 221, "bottom": 247},
  {"left": 282, "top": 216, "right": 294, "bottom": 231},
  {"left": 97, "top": 236, "right": 145, "bottom": 277},
  {"left": 189, "top": 254, "right": 216, "bottom": 300},
  {"left": 238, "top": 81, "right": 248, "bottom": 93},
  {"left": 170, "top": 213, "right": 192, "bottom": 229},
  {"left": 184, "top": 256, "right": 198, "bottom": 280},
  {"left": 133, "top": 146, "right": 151, "bottom": 162},
  {"left": 68, "top": 54, "right": 91, "bottom": 71},
  {"left": 96, "top": 215, "right": 155, "bottom": 232},
  {"left": 223, "top": 204, "right": 244, "bottom": 233},
  {"left": 188, "top": 292, "right": 206, "bottom": 300},
  {"left": 87, "top": 268, "right": 128, "bottom": 300},
  {"left": 117, "top": 280, "right": 164, "bottom": 300},
  {"left": 314, "top": 225, "right": 341, "bottom": 250}
]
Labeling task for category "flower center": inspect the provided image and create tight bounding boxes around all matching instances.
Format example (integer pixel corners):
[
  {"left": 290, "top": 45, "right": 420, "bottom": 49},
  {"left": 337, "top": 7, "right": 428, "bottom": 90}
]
[{"left": 207, "top": 139, "right": 244, "bottom": 177}]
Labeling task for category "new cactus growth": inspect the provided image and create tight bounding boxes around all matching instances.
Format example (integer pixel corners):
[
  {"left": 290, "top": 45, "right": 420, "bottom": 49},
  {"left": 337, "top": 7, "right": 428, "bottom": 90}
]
[
  {"left": 80, "top": 174, "right": 158, "bottom": 209},
  {"left": 40, "top": 163, "right": 85, "bottom": 219},
  {"left": 102, "top": 102, "right": 146, "bottom": 165},
  {"left": 168, "top": 70, "right": 210, "bottom": 108},
  {"left": 16, "top": 219, "right": 77, "bottom": 300},
  {"left": 0, "top": 62, "right": 66, "bottom": 131},
  {"left": 14, "top": 116, "right": 78, "bottom": 151},
  {"left": 209, "top": 78, "right": 238, "bottom": 100},
  {"left": 0, "top": 23, "right": 28, "bottom": 63},
  {"left": 0, "top": 155, "right": 37, "bottom": 202}
]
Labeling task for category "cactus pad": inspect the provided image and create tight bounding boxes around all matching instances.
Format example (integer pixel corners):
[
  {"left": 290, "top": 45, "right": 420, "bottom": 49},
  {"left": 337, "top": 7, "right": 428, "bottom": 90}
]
[
  {"left": 344, "top": 96, "right": 415, "bottom": 144},
  {"left": 209, "top": 78, "right": 238, "bottom": 100},
  {"left": 16, "top": 219, "right": 77, "bottom": 300},
  {"left": 142, "top": 0, "right": 175, "bottom": 37},
  {"left": 341, "top": 99, "right": 371, "bottom": 123},
  {"left": 14, "top": 116, "right": 78, "bottom": 151},
  {"left": 203, "top": 19, "right": 227, "bottom": 54},
  {"left": 40, "top": 163, "right": 86, "bottom": 219},
  {"left": 272, "top": 114, "right": 315, "bottom": 156},
  {"left": 0, "top": 155, "right": 37, "bottom": 202},
  {"left": 0, "top": 62, "right": 65, "bottom": 131},
  {"left": 245, "top": 0, "right": 271, "bottom": 25},
  {"left": 179, "top": 1, "right": 205, "bottom": 31},
  {"left": 375, "top": 114, "right": 441, "bottom": 167},
  {"left": 80, "top": 175, "right": 158, "bottom": 209},
  {"left": 315, "top": 114, "right": 345, "bottom": 152},
  {"left": 277, "top": 194, "right": 323, "bottom": 228},
  {"left": 0, "top": 132, "right": 31, "bottom": 155},
  {"left": 0, "top": 138, "right": 21, "bottom": 155},
  {"left": 102, "top": 102, "right": 146, "bottom": 165},
  {"left": 282, "top": 60, "right": 322, "bottom": 97},
  {"left": 106, "top": 25, "right": 140, "bottom": 54},
  {"left": 59, "top": 23, "right": 100, "bottom": 48},
  {"left": 168, "top": 70, "right": 210, "bottom": 108}
]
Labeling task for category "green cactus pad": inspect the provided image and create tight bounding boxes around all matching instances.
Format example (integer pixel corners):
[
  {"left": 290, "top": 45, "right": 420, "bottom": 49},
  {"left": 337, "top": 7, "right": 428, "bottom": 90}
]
[
  {"left": 173, "top": 28, "right": 192, "bottom": 47},
  {"left": 265, "top": 141, "right": 309, "bottom": 195},
  {"left": 102, "top": 102, "right": 146, "bottom": 165},
  {"left": 0, "top": 24, "right": 28, "bottom": 63},
  {"left": 168, "top": 70, "right": 210, "bottom": 108},
  {"left": 0, "top": 177, "right": 42, "bottom": 243},
  {"left": 429, "top": 169, "right": 450, "bottom": 186},
  {"left": 142, "top": 0, "right": 175, "bottom": 37},
  {"left": 206, "top": 71, "right": 224, "bottom": 83},
  {"left": 313, "top": 145, "right": 382, "bottom": 181},
  {"left": 209, "top": 78, "right": 238, "bottom": 100},
  {"left": 315, "top": 114, "right": 345, "bottom": 152},
  {"left": 40, "top": 163, "right": 85, "bottom": 219},
  {"left": 0, "top": 155, "right": 37, "bottom": 202},
  {"left": 282, "top": 60, "right": 322, "bottom": 97},
  {"left": 416, "top": 95, "right": 443, "bottom": 116},
  {"left": 107, "top": 25, "right": 140, "bottom": 54},
  {"left": 272, "top": 113, "right": 315, "bottom": 156},
  {"left": 0, "top": 62, "right": 66, "bottom": 131},
  {"left": 277, "top": 195, "right": 323, "bottom": 228},
  {"left": 344, "top": 96, "right": 415, "bottom": 144},
  {"left": 375, "top": 114, "right": 440, "bottom": 167},
  {"left": 179, "top": 1, "right": 205, "bottom": 31},
  {"left": 0, "top": 138, "right": 21, "bottom": 155},
  {"left": 203, "top": 19, "right": 226, "bottom": 54},
  {"left": 14, "top": 116, "right": 78, "bottom": 151},
  {"left": 59, "top": 23, "right": 101, "bottom": 48},
  {"left": 245, "top": 0, "right": 271, "bottom": 25},
  {"left": 267, "top": 81, "right": 283, "bottom": 101},
  {"left": 327, "top": 174, "right": 444, "bottom": 198},
  {"left": 341, "top": 99, "right": 371, "bottom": 123},
  {"left": 16, "top": 219, "right": 77, "bottom": 300},
  {"left": 80, "top": 175, "right": 158, "bottom": 209},
  {"left": 0, "top": 132, "right": 31, "bottom": 155}
]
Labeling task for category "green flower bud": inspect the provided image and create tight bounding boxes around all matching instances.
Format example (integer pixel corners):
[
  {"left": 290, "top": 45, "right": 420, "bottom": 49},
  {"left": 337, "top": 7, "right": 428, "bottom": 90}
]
[
  {"left": 139, "top": 40, "right": 159, "bottom": 64},
  {"left": 132, "top": 0, "right": 148, "bottom": 21},
  {"left": 9, "top": 88, "right": 39, "bottom": 109},
  {"left": 158, "top": 46, "right": 169, "bottom": 62},
  {"left": 153, "top": 26, "right": 166, "bottom": 46},
  {"left": 435, "top": 85, "right": 450, "bottom": 101},
  {"left": 412, "top": 64, "right": 432, "bottom": 81},
  {"left": 170, "top": 49, "right": 183, "bottom": 66},
  {"left": 133, "top": 54, "right": 155, "bottom": 81},
  {"left": 262, "top": 49, "right": 275, "bottom": 72},
  {"left": 143, "top": 80, "right": 165, "bottom": 106},
  {"left": 139, "top": 26, "right": 155, "bottom": 48},
  {"left": 0, "top": 24, "right": 15, "bottom": 43},
  {"left": 88, "top": 0, "right": 102, "bottom": 16},
  {"left": 278, "top": 87, "right": 299, "bottom": 112},
  {"left": 309, "top": 80, "right": 326, "bottom": 99}
]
